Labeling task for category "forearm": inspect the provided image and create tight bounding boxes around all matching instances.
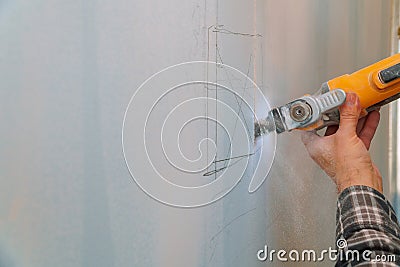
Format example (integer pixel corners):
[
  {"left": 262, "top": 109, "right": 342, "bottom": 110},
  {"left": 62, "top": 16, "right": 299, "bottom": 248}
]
[{"left": 336, "top": 185, "right": 400, "bottom": 266}]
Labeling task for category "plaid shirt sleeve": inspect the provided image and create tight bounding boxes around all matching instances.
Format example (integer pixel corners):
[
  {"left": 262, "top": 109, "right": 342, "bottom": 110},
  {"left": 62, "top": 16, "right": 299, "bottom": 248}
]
[{"left": 336, "top": 185, "right": 400, "bottom": 266}]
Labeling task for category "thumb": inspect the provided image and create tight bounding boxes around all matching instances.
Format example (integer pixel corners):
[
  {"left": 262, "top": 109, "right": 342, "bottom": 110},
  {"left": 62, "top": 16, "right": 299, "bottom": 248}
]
[{"left": 338, "top": 92, "right": 361, "bottom": 134}]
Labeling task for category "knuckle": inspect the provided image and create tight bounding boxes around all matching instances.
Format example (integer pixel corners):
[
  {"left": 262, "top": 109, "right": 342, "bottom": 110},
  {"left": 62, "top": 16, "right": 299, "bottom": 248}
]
[{"left": 341, "top": 112, "right": 358, "bottom": 120}]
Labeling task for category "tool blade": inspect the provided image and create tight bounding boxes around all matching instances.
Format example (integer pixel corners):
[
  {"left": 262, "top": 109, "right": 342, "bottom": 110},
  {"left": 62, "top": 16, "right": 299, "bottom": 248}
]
[{"left": 254, "top": 114, "right": 276, "bottom": 138}]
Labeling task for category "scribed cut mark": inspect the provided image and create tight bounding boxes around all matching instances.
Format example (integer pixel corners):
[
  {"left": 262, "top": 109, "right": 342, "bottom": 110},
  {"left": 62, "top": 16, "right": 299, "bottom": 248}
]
[
  {"left": 213, "top": 25, "right": 263, "bottom": 38},
  {"left": 208, "top": 207, "right": 257, "bottom": 263},
  {"left": 205, "top": 23, "right": 262, "bottom": 179}
]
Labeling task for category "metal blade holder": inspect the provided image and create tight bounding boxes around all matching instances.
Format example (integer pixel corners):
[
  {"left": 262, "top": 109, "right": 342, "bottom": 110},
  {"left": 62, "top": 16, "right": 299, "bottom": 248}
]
[{"left": 271, "top": 89, "right": 347, "bottom": 133}]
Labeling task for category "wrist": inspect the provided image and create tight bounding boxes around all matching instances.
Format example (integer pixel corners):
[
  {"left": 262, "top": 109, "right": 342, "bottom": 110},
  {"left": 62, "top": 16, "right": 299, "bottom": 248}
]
[{"left": 335, "top": 168, "right": 382, "bottom": 193}]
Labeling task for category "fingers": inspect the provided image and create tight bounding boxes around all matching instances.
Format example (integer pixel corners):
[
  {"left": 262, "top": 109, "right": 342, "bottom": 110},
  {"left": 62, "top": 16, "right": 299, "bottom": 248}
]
[
  {"left": 356, "top": 116, "right": 367, "bottom": 135},
  {"left": 338, "top": 92, "right": 361, "bottom": 135},
  {"left": 359, "top": 110, "right": 380, "bottom": 150}
]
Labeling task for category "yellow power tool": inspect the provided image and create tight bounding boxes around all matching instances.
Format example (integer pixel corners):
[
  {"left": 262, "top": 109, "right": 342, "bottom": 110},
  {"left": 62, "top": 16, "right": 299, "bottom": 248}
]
[{"left": 255, "top": 53, "right": 400, "bottom": 137}]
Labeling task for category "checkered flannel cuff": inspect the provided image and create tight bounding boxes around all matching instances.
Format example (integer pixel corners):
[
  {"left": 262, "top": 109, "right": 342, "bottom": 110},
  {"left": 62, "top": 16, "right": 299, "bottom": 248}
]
[{"left": 336, "top": 185, "right": 400, "bottom": 240}]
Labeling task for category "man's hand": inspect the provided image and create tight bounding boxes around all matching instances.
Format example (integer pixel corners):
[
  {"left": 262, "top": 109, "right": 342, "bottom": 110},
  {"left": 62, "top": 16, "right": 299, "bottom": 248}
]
[{"left": 301, "top": 92, "right": 382, "bottom": 193}]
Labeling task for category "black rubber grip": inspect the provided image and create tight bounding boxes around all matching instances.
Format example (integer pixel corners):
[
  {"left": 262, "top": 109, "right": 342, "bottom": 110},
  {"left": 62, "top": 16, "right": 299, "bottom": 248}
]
[{"left": 379, "top": 63, "right": 400, "bottom": 84}]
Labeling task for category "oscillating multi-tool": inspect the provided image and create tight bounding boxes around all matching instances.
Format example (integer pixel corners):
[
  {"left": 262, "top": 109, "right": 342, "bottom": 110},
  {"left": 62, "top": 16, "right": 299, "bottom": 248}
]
[{"left": 255, "top": 54, "right": 400, "bottom": 137}]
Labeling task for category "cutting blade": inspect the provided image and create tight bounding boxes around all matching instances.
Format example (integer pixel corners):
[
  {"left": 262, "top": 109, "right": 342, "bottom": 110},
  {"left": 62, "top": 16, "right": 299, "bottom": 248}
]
[{"left": 254, "top": 112, "right": 276, "bottom": 138}]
